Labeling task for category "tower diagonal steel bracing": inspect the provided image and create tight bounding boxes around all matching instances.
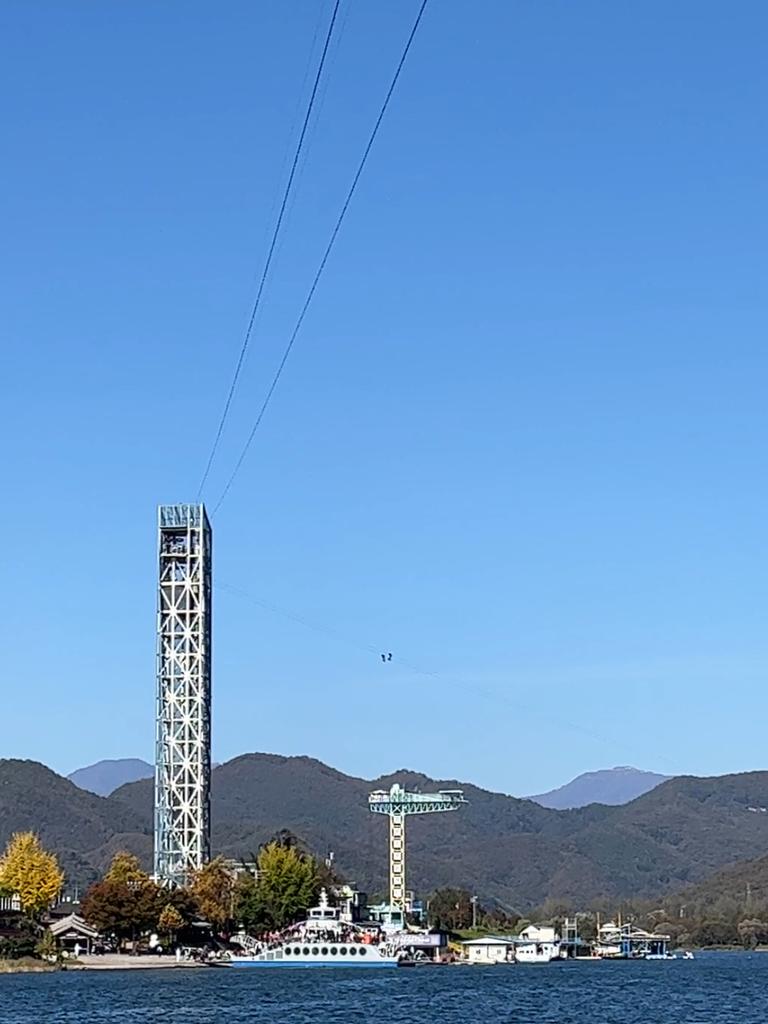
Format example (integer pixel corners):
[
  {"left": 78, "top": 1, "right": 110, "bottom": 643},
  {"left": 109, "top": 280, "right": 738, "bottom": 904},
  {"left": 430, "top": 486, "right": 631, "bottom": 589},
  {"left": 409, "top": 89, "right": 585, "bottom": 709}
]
[
  {"left": 154, "top": 503, "right": 212, "bottom": 886},
  {"left": 368, "top": 784, "right": 467, "bottom": 925}
]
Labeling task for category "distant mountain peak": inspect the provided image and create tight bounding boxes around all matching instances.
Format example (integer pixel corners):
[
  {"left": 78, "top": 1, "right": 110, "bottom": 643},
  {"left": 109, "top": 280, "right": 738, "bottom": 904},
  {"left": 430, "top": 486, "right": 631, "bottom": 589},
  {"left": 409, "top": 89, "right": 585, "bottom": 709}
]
[
  {"left": 68, "top": 758, "right": 153, "bottom": 797},
  {"left": 529, "top": 766, "right": 671, "bottom": 809}
]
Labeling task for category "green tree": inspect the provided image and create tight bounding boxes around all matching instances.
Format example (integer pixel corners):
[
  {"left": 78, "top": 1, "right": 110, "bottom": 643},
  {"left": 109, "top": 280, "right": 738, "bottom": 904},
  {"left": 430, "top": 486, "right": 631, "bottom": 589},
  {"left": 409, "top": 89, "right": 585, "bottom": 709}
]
[
  {"left": 427, "top": 888, "right": 475, "bottom": 932},
  {"left": 234, "top": 873, "right": 267, "bottom": 934},
  {"left": 738, "top": 919, "right": 768, "bottom": 950},
  {"left": 482, "top": 905, "right": 520, "bottom": 934},
  {"left": 235, "top": 842, "right": 320, "bottom": 932},
  {"left": 0, "top": 907, "right": 38, "bottom": 960},
  {"left": 0, "top": 928, "right": 37, "bottom": 960},
  {"left": 690, "top": 920, "right": 739, "bottom": 947},
  {"left": 255, "top": 841, "right": 319, "bottom": 929},
  {"left": 36, "top": 929, "right": 58, "bottom": 961},
  {"left": 0, "top": 832, "right": 64, "bottom": 917}
]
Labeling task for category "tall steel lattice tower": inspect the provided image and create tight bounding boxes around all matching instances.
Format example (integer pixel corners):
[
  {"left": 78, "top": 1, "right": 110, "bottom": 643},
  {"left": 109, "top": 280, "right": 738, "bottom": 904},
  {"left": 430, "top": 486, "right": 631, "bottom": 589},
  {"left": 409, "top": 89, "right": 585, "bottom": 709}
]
[
  {"left": 154, "top": 503, "right": 212, "bottom": 886},
  {"left": 369, "top": 783, "right": 467, "bottom": 928}
]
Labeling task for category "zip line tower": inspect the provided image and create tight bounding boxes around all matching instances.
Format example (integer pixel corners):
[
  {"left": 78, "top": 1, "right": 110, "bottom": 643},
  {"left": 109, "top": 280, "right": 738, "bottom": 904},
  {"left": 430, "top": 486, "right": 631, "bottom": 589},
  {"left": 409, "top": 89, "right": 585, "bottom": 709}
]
[
  {"left": 154, "top": 503, "right": 212, "bottom": 886},
  {"left": 369, "top": 783, "right": 467, "bottom": 928}
]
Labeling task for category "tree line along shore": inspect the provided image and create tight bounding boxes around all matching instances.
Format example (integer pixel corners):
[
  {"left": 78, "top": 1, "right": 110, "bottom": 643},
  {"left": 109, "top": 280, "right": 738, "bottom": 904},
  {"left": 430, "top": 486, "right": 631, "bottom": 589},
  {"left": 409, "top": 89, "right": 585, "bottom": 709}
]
[{"left": 2, "top": 830, "right": 768, "bottom": 970}]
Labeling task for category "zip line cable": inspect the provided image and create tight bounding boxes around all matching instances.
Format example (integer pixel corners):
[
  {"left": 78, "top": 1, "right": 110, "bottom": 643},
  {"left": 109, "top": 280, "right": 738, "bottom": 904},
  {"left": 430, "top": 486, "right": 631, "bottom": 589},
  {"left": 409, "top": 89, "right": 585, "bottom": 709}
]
[
  {"left": 268, "top": 2, "right": 355, "bottom": 273},
  {"left": 258, "top": 4, "right": 331, "bottom": 268},
  {"left": 196, "top": 0, "right": 342, "bottom": 501},
  {"left": 215, "top": 581, "right": 682, "bottom": 775},
  {"left": 211, "top": 0, "right": 430, "bottom": 515}
]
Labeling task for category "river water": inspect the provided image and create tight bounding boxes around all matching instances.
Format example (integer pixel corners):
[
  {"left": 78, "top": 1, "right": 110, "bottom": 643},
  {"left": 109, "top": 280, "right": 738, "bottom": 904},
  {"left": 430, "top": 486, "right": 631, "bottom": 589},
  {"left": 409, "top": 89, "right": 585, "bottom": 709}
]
[{"left": 1, "top": 954, "right": 764, "bottom": 1023}]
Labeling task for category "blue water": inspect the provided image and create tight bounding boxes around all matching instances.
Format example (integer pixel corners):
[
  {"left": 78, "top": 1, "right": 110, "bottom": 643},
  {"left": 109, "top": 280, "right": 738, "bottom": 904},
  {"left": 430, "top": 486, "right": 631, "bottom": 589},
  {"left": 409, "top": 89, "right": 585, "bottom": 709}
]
[{"left": 1, "top": 954, "right": 765, "bottom": 1023}]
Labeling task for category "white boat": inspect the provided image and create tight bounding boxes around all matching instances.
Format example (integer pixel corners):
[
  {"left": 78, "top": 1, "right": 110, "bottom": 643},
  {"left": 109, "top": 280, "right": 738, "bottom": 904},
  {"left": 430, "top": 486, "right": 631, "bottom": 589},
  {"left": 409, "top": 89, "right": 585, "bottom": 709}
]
[{"left": 226, "top": 890, "right": 400, "bottom": 969}]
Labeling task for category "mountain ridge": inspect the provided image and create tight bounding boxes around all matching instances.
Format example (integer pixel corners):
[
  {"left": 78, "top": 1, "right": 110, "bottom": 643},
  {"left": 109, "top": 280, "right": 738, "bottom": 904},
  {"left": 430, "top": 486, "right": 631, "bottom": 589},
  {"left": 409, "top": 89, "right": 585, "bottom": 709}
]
[
  {"left": 68, "top": 756, "right": 671, "bottom": 808},
  {"left": 7, "top": 749, "right": 768, "bottom": 909},
  {"left": 0, "top": 758, "right": 152, "bottom": 885},
  {"left": 5, "top": 755, "right": 768, "bottom": 908}
]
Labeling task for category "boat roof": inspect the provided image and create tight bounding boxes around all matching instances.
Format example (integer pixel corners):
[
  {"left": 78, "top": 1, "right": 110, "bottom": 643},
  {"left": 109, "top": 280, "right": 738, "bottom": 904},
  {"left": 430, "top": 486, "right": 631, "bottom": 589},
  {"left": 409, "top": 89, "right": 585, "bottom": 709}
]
[{"left": 461, "top": 935, "right": 514, "bottom": 946}]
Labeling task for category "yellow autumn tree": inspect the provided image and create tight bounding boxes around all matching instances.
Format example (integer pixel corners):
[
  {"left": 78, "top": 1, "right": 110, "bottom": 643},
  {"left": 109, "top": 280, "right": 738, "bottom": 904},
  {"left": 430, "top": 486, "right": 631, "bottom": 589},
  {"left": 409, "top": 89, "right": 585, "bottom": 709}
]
[
  {"left": 104, "top": 851, "right": 149, "bottom": 886},
  {"left": 158, "top": 902, "right": 184, "bottom": 942},
  {"left": 190, "top": 857, "right": 235, "bottom": 932},
  {"left": 0, "top": 832, "right": 64, "bottom": 916}
]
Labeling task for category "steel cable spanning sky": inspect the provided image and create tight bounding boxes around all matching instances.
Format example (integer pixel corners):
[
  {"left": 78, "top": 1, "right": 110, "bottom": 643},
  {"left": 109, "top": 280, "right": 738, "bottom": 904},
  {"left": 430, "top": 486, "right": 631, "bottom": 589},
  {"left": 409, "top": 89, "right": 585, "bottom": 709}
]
[
  {"left": 196, "top": 0, "right": 342, "bottom": 501},
  {"left": 210, "top": 0, "right": 430, "bottom": 514}
]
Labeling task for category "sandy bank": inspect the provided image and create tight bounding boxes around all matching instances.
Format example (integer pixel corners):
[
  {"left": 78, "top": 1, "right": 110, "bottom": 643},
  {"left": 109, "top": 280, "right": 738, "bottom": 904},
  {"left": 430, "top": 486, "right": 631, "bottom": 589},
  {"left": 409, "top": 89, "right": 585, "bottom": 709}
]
[{"left": 77, "top": 954, "right": 209, "bottom": 970}]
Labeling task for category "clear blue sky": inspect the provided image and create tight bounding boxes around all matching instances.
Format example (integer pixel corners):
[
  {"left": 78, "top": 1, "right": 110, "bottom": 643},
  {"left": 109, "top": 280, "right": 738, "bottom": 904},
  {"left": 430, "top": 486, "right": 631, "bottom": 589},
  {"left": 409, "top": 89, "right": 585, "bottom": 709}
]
[{"left": 2, "top": 1, "right": 766, "bottom": 795}]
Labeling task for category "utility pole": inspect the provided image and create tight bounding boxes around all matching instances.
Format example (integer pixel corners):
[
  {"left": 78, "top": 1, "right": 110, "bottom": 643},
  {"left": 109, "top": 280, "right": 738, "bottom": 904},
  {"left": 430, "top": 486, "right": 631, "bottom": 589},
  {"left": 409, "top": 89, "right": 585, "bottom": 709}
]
[{"left": 471, "top": 895, "right": 478, "bottom": 930}]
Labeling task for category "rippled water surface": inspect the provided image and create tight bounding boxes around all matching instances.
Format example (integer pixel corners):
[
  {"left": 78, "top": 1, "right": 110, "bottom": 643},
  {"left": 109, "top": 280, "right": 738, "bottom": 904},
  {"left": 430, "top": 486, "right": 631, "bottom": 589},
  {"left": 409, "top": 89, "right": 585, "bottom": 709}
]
[{"left": 2, "top": 954, "right": 765, "bottom": 1023}]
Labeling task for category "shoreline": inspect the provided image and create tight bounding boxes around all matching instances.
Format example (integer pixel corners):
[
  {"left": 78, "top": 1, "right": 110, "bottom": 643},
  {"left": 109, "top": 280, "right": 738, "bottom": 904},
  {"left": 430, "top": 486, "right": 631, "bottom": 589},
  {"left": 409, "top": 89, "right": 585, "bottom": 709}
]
[
  {"left": 0, "top": 959, "right": 58, "bottom": 974},
  {"left": 76, "top": 954, "right": 211, "bottom": 971},
  {"left": 0, "top": 955, "right": 211, "bottom": 974}
]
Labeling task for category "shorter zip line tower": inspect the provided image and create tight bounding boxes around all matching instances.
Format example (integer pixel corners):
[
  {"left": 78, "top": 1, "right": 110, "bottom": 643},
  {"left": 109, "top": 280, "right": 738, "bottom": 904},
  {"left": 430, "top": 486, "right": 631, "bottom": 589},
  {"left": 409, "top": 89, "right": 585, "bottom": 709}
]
[{"left": 369, "top": 783, "right": 467, "bottom": 929}]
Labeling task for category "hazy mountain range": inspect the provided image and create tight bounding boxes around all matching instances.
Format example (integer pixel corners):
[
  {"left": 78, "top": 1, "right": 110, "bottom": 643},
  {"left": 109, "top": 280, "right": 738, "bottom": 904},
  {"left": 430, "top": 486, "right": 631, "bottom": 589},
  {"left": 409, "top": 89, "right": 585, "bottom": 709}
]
[
  {"left": 5, "top": 754, "right": 768, "bottom": 909},
  {"left": 68, "top": 759, "right": 670, "bottom": 808},
  {"left": 529, "top": 766, "right": 670, "bottom": 809},
  {"left": 68, "top": 759, "right": 153, "bottom": 797}
]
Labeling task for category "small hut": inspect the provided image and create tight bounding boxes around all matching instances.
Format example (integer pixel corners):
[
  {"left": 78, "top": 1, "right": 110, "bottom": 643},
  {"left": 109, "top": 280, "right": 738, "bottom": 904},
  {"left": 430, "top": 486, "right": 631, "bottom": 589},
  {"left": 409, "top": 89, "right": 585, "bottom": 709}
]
[{"left": 49, "top": 914, "right": 99, "bottom": 956}]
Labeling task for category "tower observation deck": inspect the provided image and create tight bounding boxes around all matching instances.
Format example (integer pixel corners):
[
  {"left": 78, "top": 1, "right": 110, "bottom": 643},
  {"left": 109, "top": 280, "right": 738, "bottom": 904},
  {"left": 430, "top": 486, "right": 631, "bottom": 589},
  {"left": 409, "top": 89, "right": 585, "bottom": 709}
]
[{"left": 154, "top": 504, "right": 212, "bottom": 886}]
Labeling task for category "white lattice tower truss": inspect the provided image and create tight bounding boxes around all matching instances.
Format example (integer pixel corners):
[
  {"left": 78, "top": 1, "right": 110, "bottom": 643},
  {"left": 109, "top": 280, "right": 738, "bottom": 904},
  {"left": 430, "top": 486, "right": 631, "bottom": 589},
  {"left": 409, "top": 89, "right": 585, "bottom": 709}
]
[
  {"left": 154, "top": 503, "right": 212, "bottom": 886},
  {"left": 390, "top": 807, "right": 406, "bottom": 911},
  {"left": 369, "top": 784, "right": 467, "bottom": 918}
]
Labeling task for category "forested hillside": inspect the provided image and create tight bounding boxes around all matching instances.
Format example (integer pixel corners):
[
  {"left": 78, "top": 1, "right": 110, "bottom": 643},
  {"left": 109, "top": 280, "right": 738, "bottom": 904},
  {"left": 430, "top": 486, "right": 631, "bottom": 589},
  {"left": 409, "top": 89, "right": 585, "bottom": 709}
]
[{"left": 6, "top": 755, "right": 768, "bottom": 909}]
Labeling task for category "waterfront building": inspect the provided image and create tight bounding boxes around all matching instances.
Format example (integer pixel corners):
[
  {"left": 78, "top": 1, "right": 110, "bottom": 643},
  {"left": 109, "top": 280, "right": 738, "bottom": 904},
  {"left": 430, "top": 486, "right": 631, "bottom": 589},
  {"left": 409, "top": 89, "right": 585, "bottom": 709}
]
[
  {"left": 515, "top": 924, "right": 561, "bottom": 963},
  {"left": 461, "top": 935, "right": 514, "bottom": 963},
  {"left": 461, "top": 926, "right": 563, "bottom": 965},
  {"left": 49, "top": 913, "right": 99, "bottom": 956}
]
